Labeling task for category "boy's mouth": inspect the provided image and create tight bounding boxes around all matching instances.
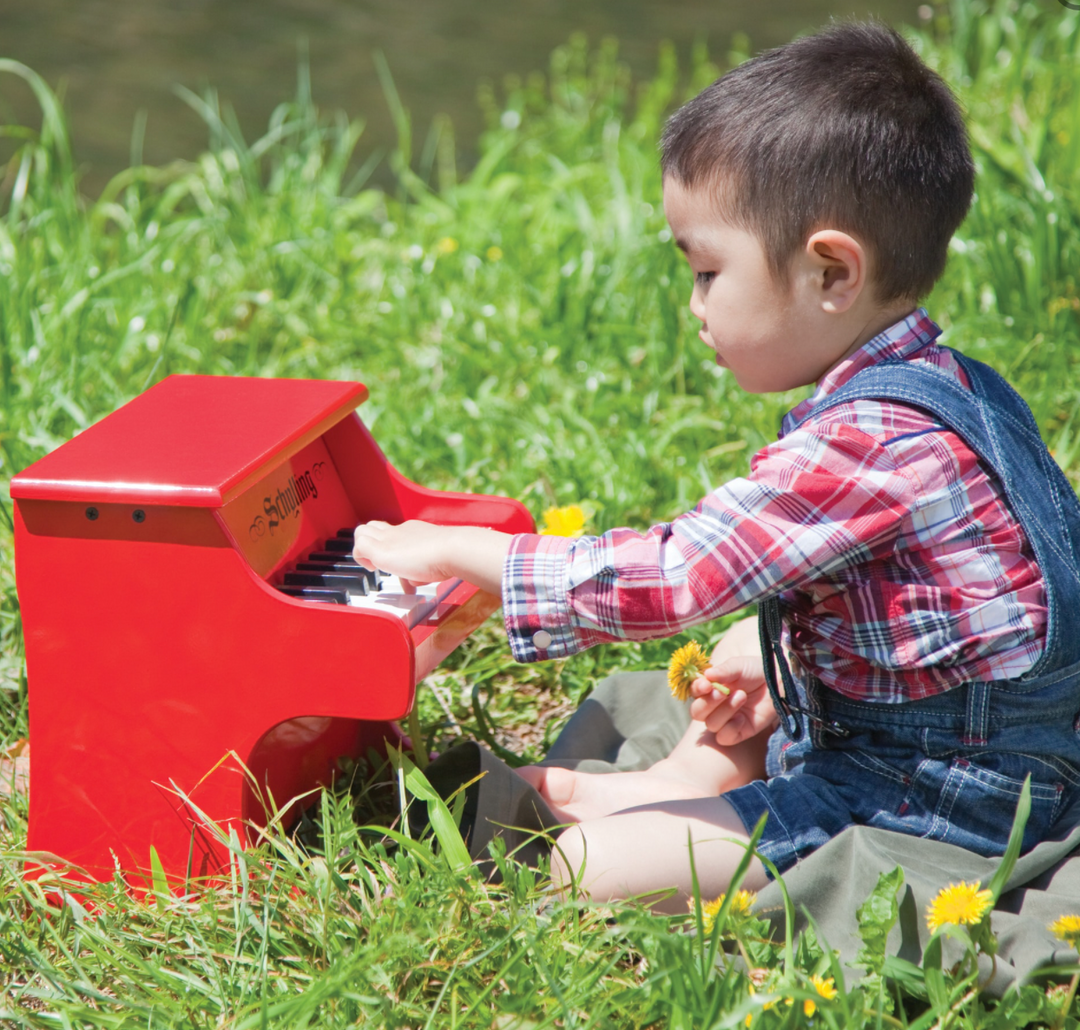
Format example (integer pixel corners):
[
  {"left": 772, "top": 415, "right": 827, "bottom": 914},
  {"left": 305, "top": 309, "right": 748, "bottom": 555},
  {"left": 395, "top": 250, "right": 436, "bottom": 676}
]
[{"left": 700, "top": 330, "right": 725, "bottom": 365}]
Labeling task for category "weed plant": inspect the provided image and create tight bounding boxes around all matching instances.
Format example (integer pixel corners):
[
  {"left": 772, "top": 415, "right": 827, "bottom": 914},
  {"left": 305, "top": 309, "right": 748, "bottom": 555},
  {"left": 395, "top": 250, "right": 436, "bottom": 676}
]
[{"left": 1, "top": 0, "right": 1080, "bottom": 1025}]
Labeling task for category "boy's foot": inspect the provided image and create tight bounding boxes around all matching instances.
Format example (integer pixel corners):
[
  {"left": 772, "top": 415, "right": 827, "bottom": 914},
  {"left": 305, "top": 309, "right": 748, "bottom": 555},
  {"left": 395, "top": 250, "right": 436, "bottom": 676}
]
[{"left": 516, "top": 764, "right": 715, "bottom": 824}]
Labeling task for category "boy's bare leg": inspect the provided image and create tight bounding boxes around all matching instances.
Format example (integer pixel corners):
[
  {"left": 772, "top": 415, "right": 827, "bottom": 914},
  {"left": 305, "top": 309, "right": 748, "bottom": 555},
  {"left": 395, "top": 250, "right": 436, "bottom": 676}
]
[
  {"left": 551, "top": 796, "right": 768, "bottom": 912},
  {"left": 520, "top": 730, "right": 767, "bottom": 823},
  {"left": 518, "top": 615, "right": 772, "bottom": 823}
]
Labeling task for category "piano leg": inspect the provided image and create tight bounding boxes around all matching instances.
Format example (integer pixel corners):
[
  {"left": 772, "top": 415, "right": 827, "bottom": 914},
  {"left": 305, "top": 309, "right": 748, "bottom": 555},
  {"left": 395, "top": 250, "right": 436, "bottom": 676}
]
[{"left": 241, "top": 716, "right": 407, "bottom": 835}]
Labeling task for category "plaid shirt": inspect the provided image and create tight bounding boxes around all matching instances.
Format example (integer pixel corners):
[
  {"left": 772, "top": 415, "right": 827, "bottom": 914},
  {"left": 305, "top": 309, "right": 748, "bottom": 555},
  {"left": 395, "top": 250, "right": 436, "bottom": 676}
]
[{"left": 501, "top": 310, "right": 1047, "bottom": 702}]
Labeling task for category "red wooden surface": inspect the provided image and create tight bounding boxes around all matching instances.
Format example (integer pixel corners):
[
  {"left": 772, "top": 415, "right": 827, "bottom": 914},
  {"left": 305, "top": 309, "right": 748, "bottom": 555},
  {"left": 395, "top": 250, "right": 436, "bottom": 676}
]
[
  {"left": 10, "top": 375, "right": 367, "bottom": 507},
  {"left": 12, "top": 375, "right": 533, "bottom": 887}
]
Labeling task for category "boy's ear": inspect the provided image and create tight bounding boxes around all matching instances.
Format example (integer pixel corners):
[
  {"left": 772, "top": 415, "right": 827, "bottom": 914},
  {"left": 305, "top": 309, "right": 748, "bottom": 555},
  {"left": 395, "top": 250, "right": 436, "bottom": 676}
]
[{"left": 803, "top": 230, "right": 867, "bottom": 313}]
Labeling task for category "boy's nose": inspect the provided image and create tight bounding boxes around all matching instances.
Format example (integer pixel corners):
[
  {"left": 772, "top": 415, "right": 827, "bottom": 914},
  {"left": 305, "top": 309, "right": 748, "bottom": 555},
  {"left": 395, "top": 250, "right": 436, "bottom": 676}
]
[{"left": 689, "top": 287, "right": 706, "bottom": 324}]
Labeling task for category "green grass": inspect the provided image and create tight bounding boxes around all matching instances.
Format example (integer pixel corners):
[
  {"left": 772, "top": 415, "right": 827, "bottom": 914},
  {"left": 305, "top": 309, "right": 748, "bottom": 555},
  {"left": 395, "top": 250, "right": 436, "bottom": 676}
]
[{"left": 2, "top": 0, "right": 1080, "bottom": 1025}]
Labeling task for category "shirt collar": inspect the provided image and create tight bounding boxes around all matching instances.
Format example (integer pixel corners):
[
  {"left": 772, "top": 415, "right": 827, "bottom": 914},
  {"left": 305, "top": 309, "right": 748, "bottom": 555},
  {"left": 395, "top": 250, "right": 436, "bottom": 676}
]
[{"left": 781, "top": 308, "right": 943, "bottom": 436}]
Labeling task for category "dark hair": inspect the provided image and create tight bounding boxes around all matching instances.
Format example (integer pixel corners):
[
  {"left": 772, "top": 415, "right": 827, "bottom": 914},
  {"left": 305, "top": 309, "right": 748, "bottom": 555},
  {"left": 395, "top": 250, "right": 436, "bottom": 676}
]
[{"left": 660, "top": 22, "right": 974, "bottom": 302}]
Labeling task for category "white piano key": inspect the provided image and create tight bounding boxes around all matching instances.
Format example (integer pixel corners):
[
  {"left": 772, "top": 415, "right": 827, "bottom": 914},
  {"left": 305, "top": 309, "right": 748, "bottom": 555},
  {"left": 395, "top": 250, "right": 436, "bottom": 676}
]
[
  {"left": 347, "top": 592, "right": 435, "bottom": 626},
  {"left": 346, "top": 577, "right": 463, "bottom": 628},
  {"left": 376, "top": 575, "right": 461, "bottom": 601},
  {"left": 376, "top": 574, "right": 429, "bottom": 596}
]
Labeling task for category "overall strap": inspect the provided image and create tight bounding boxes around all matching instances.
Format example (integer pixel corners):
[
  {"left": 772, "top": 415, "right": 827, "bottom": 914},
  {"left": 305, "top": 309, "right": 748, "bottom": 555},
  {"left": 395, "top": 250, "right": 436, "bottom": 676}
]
[
  {"left": 758, "top": 597, "right": 807, "bottom": 740},
  {"left": 760, "top": 351, "right": 1080, "bottom": 736}
]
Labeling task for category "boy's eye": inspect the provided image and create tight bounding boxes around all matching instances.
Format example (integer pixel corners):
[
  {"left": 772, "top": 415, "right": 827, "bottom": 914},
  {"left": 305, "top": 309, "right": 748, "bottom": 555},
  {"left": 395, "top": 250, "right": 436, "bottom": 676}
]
[{"left": 695, "top": 271, "right": 715, "bottom": 287}]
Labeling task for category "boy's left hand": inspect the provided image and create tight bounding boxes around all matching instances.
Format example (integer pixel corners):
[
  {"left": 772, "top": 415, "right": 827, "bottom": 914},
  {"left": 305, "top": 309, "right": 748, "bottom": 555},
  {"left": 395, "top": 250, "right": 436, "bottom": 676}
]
[
  {"left": 682, "top": 617, "right": 778, "bottom": 747},
  {"left": 688, "top": 658, "right": 778, "bottom": 746}
]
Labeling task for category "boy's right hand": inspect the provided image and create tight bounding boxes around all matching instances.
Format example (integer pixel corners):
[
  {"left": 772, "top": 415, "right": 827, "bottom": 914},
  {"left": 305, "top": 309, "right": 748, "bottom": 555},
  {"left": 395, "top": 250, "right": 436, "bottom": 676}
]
[
  {"left": 688, "top": 656, "right": 779, "bottom": 747},
  {"left": 352, "top": 521, "right": 512, "bottom": 598}
]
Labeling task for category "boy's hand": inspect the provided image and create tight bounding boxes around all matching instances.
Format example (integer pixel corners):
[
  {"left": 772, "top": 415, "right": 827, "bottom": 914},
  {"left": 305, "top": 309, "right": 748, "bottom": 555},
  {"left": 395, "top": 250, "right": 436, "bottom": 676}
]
[
  {"left": 682, "top": 617, "right": 778, "bottom": 747},
  {"left": 688, "top": 657, "right": 778, "bottom": 747},
  {"left": 352, "top": 520, "right": 511, "bottom": 597},
  {"left": 352, "top": 520, "right": 455, "bottom": 590}
]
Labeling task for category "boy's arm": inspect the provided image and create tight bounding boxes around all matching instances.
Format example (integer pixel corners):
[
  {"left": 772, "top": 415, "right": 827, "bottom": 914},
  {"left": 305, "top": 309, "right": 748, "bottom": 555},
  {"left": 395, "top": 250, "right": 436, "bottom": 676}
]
[
  {"left": 499, "top": 420, "right": 916, "bottom": 662},
  {"left": 352, "top": 520, "right": 511, "bottom": 596},
  {"left": 354, "top": 422, "right": 914, "bottom": 665}
]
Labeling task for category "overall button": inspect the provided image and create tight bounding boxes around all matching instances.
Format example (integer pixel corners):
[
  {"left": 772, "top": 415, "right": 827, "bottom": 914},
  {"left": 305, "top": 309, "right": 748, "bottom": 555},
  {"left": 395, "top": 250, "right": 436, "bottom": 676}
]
[{"left": 532, "top": 630, "right": 553, "bottom": 649}]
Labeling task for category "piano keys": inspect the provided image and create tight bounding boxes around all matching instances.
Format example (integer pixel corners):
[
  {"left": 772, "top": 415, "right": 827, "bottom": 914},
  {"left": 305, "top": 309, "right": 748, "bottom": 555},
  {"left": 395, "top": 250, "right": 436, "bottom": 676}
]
[
  {"left": 10, "top": 374, "right": 533, "bottom": 886},
  {"left": 274, "top": 530, "right": 461, "bottom": 623}
]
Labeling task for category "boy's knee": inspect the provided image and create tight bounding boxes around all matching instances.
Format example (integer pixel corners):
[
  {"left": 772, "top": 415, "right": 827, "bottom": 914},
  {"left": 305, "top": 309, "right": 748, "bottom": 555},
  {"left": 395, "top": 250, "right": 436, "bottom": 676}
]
[{"left": 549, "top": 824, "right": 587, "bottom": 894}]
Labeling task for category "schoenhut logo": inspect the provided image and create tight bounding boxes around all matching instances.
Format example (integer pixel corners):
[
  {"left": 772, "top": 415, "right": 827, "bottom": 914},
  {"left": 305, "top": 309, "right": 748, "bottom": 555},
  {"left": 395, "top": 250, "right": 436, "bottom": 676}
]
[{"left": 248, "top": 461, "right": 326, "bottom": 539}]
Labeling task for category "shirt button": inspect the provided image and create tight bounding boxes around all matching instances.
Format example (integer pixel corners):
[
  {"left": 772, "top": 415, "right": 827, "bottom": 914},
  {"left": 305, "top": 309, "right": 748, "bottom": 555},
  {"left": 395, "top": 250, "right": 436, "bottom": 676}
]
[{"left": 532, "top": 630, "right": 553, "bottom": 649}]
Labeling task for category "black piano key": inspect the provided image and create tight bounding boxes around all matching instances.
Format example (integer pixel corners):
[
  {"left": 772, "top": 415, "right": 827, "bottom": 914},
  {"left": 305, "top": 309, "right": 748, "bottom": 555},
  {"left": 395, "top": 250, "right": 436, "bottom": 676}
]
[
  {"left": 301, "top": 563, "right": 382, "bottom": 590},
  {"left": 277, "top": 586, "right": 349, "bottom": 604},
  {"left": 336, "top": 528, "right": 354, "bottom": 539},
  {"left": 284, "top": 572, "right": 371, "bottom": 595},
  {"left": 322, "top": 538, "right": 354, "bottom": 553},
  {"left": 296, "top": 560, "right": 373, "bottom": 575},
  {"left": 308, "top": 550, "right": 360, "bottom": 564}
]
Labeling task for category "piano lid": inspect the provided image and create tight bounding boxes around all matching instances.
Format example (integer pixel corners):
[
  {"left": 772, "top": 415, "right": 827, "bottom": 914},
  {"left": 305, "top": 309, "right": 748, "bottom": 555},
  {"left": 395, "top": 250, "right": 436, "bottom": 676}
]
[{"left": 11, "top": 375, "right": 368, "bottom": 507}]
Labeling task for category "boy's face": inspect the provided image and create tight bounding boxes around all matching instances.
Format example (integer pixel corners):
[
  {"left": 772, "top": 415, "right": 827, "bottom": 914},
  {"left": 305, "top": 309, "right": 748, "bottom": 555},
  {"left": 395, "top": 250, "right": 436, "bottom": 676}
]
[{"left": 663, "top": 177, "right": 853, "bottom": 394}]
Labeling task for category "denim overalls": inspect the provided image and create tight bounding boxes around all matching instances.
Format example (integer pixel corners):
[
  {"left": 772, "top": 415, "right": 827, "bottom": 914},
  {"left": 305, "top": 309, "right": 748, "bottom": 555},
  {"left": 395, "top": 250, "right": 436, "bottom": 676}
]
[{"left": 725, "top": 351, "right": 1080, "bottom": 873}]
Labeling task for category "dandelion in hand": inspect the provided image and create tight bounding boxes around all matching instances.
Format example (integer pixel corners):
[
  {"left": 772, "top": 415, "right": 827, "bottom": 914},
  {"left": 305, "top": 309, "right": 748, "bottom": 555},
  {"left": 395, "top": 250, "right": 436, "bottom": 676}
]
[
  {"left": 539, "top": 504, "right": 587, "bottom": 537},
  {"left": 668, "top": 640, "right": 711, "bottom": 701},
  {"left": 803, "top": 975, "right": 837, "bottom": 1017},
  {"left": 925, "top": 880, "right": 992, "bottom": 933},
  {"left": 1050, "top": 914, "right": 1080, "bottom": 948}
]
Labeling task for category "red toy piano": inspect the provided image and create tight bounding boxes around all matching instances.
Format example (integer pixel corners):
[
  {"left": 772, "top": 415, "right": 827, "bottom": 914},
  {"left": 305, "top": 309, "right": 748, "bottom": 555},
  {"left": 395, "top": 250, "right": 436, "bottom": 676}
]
[{"left": 11, "top": 375, "right": 533, "bottom": 885}]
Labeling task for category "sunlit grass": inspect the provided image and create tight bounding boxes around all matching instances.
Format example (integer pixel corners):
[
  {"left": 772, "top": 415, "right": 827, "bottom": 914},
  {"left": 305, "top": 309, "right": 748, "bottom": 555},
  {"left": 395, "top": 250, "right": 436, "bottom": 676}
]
[{"left": 1, "top": 1, "right": 1079, "bottom": 1024}]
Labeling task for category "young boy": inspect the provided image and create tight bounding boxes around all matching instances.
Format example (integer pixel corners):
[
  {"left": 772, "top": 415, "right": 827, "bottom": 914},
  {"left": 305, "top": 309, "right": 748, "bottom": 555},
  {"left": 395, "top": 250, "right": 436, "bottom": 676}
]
[{"left": 352, "top": 23, "right": 1080, "bottom": 912}]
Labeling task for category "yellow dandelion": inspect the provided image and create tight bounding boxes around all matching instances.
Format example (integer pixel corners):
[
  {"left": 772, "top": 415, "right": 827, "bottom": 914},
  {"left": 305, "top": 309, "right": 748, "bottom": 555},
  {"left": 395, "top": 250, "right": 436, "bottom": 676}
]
[
  {"left": 699, "top": 896, "right": 723, "bottom": 934},
  {"left": 1050, "top": 914, "right": 1080, "bottom": 948},
  {"left": 436, "top": 236, "right": 459, "bottom": 254},
  {"left": 486, "top": 245, "right": 503, "bottom": 261},
  {"left": 804, "top": 975, "right": 837, "bottom": 1017},
  {"left": 539, "top": 504, "right": 586, "bottom": 537},
  {"left": 729, "top": 889, "right": 757, "bottom": 917},
  {"left": 925, "top": 881, "right": 993, "bottom": 933},
  {"left": 668, "top": 640, "right": 710, "bottom": 701},
  {"left": 693, "top": 890, "right": 758, "bottom": 934}
]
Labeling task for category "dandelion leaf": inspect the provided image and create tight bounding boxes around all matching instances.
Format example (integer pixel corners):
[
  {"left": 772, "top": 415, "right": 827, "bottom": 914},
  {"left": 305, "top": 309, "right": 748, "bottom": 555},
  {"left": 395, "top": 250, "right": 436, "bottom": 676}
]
[
  {"left": 982, "top": 983, "right": 1062, "bottom": 1030},
  {"left": 795, "top": 921, "right": 825, "bottom": 967},
  {"left": 854, "top": 864, "right": 904, "bottom": 975}
]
